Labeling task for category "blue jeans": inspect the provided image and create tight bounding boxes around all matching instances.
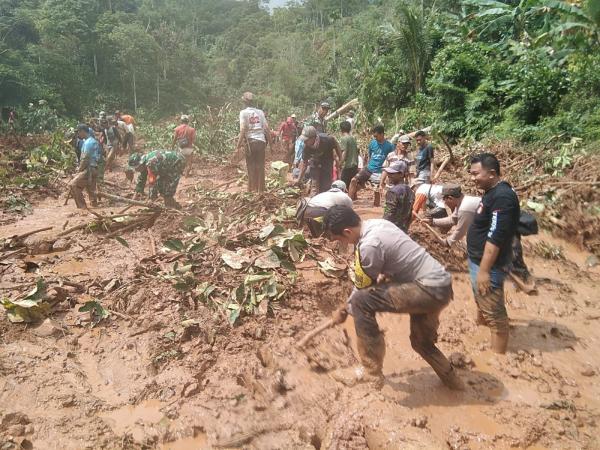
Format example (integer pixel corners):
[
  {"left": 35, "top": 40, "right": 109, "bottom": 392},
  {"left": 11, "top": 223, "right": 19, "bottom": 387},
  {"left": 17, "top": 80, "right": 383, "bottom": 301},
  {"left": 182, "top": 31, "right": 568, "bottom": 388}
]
[
  {"left": 468, "top": 258, "right": 509, "bottom": 333},
  {"left": 468, "top": 258, "right": 506, "bottom": 292}
]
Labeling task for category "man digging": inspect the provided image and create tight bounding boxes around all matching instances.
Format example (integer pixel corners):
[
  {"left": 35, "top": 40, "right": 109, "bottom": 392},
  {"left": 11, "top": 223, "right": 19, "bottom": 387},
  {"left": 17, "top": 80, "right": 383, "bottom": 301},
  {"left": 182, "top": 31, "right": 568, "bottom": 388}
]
[{"left": 323, "top": 205, "right": 465, "bottom": 390}]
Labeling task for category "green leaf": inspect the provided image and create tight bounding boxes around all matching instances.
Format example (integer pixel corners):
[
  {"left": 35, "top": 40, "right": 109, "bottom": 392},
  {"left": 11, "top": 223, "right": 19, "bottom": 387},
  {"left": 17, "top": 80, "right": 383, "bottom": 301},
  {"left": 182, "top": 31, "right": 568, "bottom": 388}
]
[
  {"left": 254, "top": 250, "right": 281, "bottom": 269},
  {"left": 114, "top": 236, "right": 129, "bottom": 248},
  {"left": 227, "top": 304, "right": 241, "bottom": 326},
  {"left": 259, "top": 223, "right": 285, "bottom": 240},
  {"left": 221, "top": 249, "right": 251, "bottom": 269},
  {"left": 163, "top": 238, "right": 185, "bottom": 252},
  {"left": 187, "top": 241, "right": 206, "bottom": 253},
  {"left": 78, "top": 300, "right": 110, "bottom": 326},
  {"left": 244, "top": 273, "right": 273, "bottom": 285}
]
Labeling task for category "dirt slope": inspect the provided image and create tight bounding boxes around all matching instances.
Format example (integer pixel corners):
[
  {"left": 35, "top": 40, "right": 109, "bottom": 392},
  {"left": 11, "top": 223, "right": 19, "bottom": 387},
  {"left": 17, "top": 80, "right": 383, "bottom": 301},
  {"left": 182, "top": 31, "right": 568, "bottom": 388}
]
[{"left": 1, "top": 149, "right": 599, "bottom": 450}]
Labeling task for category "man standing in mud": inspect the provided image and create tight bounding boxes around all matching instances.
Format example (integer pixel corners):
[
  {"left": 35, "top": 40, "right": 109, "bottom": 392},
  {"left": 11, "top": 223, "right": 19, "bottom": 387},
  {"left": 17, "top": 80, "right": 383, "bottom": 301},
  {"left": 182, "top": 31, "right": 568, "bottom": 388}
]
[
  {"left": 237, "top": 92, "right": 271, "bottom": 193},
  {"left": 467, "top": 153, "right": 520, "bottom": 354},
  {"left": 323, "top": 205, "right": 465, "bottom": 390},
  {"left": 295, "top": 125, "right": 342, "bottom": 195},
  {"left": 126, "top": 150, "right": 185, "bottom": 209},
  {"left": 70, "top": 124, "right": 101, "bottom": 208}
]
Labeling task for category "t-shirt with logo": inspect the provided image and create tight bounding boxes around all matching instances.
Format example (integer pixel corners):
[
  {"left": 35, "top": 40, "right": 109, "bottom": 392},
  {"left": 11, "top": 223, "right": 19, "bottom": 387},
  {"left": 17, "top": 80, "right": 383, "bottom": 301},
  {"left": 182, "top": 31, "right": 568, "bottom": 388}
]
[
  {"left": 367, "top": 139, "right": 395, "bottom": 173},
  {"left": 240, "top": 107, "right": 267, "bottom": 142},
  {"left": 467, "top": 181, "right": 520, "bottom": 268}
]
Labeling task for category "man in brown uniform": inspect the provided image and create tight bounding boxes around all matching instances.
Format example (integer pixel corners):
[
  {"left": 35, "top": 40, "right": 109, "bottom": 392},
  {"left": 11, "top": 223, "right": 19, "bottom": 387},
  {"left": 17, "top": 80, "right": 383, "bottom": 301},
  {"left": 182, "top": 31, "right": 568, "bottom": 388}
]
[{"left": 323, "top": 205, "right": 464, "bottom": 390}]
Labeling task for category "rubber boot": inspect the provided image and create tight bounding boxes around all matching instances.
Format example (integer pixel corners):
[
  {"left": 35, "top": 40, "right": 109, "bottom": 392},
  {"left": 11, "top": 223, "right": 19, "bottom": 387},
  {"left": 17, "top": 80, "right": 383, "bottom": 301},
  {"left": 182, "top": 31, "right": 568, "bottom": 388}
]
[
  {"left": 330, "top": 334, "right": 385, "bottom": 388},
  {"left": 491, "top": 331, "right": 509, "bottom": 354}
]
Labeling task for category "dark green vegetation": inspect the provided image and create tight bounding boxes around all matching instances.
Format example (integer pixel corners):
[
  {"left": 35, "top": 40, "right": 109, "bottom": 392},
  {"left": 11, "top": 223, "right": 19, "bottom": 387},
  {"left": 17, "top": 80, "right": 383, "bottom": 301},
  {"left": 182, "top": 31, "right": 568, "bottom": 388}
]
[{"left": 1, "top": 0, "right": 599, "bottom": 144}]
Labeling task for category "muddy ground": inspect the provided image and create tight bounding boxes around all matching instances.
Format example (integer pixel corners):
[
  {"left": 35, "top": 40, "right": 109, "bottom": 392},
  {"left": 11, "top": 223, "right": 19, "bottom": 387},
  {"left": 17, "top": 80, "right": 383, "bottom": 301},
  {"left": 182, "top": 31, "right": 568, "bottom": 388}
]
[{"left": 1, "top": 146, "right": 599, "bottom": 450}]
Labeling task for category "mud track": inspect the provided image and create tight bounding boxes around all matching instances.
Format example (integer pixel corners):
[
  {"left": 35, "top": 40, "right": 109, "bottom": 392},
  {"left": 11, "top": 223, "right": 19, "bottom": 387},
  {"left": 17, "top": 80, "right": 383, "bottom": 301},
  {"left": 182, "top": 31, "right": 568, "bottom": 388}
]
[{"left": 1, "top": 148, "right": 599, "bottom": 450}]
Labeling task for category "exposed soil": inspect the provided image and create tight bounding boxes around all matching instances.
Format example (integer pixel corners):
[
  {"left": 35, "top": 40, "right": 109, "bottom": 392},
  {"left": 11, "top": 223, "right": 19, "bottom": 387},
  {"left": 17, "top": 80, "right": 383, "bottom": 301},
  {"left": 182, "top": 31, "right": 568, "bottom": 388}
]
[{"left": 1, "top": 144, "right": 599, "bottom": 450}]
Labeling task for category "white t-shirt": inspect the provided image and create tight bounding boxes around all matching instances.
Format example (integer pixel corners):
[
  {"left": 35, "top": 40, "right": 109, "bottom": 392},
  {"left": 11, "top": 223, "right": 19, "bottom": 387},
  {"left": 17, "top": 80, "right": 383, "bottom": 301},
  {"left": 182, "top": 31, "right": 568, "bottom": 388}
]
[
  {"left": 307, "top": 189, "right": 353, "bottom": 209},
  {"left": 416, "top": 183, "right": 445, "bottom": 209},
  {"left": 239, "top": 107, "right": 267, "bottom": 142}
]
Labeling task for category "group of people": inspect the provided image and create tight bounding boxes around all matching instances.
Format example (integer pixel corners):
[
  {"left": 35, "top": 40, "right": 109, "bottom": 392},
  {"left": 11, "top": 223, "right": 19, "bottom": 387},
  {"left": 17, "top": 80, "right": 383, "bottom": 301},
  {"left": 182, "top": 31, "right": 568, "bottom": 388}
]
[
  {"left": 262, "top": 101, "right": 528, "bottom": 388},
  {"left": 68, "top": 111, "right": 197, "bottom": 210}
]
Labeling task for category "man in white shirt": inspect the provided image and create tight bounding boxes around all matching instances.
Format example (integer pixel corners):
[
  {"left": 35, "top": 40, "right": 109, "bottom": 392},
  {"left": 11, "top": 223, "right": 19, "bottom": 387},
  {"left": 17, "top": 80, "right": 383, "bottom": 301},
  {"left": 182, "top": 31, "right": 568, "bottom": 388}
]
[
  {"left": 426, "top": 184, "right": 481, "bottom": 247},
  {"left": 236, "top": 92, "right": 272, "bottom": 193},
  {"left": 296, "top": 180, "right": 352, "bottom": 236},
  {"left": 412, "top": 180, "right": 447, "bottom": 219}
]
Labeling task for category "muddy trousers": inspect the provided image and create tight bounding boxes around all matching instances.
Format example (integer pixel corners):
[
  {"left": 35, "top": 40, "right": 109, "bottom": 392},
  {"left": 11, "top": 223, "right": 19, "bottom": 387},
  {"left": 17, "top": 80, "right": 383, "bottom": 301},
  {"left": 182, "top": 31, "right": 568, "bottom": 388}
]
[
  {"left": 70, "top": 168, "right": 97, "bottom": 208},
  {"left": 349, "top": 282, "right": 454, "bottom": 382},
  {"left": 468, "top": 258, "right": 509, "bottom": 337},
  {"left": 245, "top": 139, "right": 266, "bottom": 193}
]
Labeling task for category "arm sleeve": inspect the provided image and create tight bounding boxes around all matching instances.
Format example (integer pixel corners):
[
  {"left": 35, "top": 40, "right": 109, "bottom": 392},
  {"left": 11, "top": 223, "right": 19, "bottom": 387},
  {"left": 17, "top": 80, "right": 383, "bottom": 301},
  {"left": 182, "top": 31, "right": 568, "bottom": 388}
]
[
  {"left": 413, "top": 193, "right": 427, "bottom": 215},
  {"left": 433, "top": 215, "right": 454, "bottom": 228},
  {"left": 486, "top": 195, "right": 518, "bottom": 247},
  {"left": 135, "top": 169, "right": 147, "bottom": 194},
  {"left": 447, "top": 210, "right": 475, "bottom": 246},
  {"left": 358, "top": 243, "right": 384, "bottom": 282}
]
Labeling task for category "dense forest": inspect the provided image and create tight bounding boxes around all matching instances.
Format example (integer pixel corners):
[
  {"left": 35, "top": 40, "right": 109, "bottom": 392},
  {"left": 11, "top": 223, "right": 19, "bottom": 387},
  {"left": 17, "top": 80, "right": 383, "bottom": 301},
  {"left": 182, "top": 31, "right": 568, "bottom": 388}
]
[{"left": 1, "top": 0, "right": 600, "bottom": 146}]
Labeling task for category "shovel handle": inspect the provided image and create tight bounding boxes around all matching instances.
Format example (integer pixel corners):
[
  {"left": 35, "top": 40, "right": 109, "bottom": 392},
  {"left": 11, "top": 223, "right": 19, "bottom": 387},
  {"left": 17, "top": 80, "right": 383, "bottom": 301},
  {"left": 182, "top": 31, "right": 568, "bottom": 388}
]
[{"left": 297, "top": 318, "right": 336, "bottom": 348}]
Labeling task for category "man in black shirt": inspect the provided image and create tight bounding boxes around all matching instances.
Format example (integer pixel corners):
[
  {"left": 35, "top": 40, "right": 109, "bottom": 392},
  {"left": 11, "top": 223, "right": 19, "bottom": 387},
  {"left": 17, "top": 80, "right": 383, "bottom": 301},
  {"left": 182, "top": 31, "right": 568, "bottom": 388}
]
[
  {"left": 296, "top": 125, "right": 342, "bottom": 195},
  {"left": 467, "top": 153, "right": 520, "bottom": 354}
]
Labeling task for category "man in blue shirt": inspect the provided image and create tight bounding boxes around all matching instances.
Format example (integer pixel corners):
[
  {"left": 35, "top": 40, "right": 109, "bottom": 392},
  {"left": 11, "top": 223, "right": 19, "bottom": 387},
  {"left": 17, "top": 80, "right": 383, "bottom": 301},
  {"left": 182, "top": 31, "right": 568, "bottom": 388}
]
[
  {"left": 69, "top": 124, "right": 101, "bottom": 208},
  {"left": 349, "top": 124, "right": 395, "bottom": 203}
]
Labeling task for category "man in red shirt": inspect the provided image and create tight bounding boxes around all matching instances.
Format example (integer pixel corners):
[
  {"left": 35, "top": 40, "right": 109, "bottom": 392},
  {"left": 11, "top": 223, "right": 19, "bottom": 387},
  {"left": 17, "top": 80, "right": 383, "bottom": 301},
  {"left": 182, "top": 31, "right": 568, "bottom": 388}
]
[
  {"left": 278, "top": 116, "right": 297, "bottom": 166},
  {"left": 172, "top": 115, "right": 196, "bottom": 176}
]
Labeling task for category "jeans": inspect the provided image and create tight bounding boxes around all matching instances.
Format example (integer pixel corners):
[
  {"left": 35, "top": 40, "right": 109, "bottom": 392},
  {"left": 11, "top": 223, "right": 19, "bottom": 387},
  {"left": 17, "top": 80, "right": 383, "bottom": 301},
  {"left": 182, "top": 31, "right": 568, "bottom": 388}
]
[{"left": 468, "top": 258, "right": 509, "bottom": 333}]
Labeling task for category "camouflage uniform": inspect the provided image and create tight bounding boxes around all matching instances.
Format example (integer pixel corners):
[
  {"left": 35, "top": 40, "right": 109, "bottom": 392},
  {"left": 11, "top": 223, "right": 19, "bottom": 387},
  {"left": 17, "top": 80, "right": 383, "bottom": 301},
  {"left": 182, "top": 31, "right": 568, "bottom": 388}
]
[
  {"left": 305, "top": 112, "right": 327, "bottom": 133},
  {"left": 134, "top": 150, "right": 185, "bottom": 207}
]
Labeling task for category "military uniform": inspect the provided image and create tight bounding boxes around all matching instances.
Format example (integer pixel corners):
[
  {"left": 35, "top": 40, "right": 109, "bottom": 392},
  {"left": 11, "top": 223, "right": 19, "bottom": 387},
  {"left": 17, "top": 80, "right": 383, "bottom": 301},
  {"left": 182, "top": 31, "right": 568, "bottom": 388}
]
[
  {"left": 305, "top": 111, "right": 327, "bottom": 133},
  {"left": 134, "top": 150, "right": 185, "bottom": 207}
]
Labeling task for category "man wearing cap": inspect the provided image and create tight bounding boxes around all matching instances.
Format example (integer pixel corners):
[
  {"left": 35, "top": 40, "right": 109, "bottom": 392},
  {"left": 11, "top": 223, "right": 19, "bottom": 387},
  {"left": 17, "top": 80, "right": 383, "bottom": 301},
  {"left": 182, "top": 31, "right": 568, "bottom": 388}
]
[
  {"left": 278, "top": 116, "right": 298, "bottom": 167},
  {"left": 295, "top": 125, "right": 342, "bottom": 195},
  {"left": 70, "top": 124, "right": 102, "bottom": 208},
  {"left": 306, "top": 102, "right": 330, "bottom": 133},
  {"left": 322, "top": 205, "right": 465, "bottom": 390},
  {"left": 173, "top": 115, "right": 196, "bottom": 177},
  {"left": 426, "top": 184, "right": 481, "bottom": 247},
  {"left": 348, "top": 125, "right": 395, "bottom": 204},
  {"left": 382, "top": 161, "right": 414, "bottom": 233},
  {"left": 296, "top": 180, "right": 352, "bottom": 237},
  {"left": 126, "top": 150, "right": 185, "bottom": 208},
  {"left": 237, "top": 92, "right": 271, "bottom": 193}
]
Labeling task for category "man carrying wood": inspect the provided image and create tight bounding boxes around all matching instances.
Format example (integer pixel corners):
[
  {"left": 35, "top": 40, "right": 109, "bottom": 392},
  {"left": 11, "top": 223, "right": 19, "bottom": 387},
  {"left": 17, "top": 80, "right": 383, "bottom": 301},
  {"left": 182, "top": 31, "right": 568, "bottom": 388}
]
[
  {"left": 237, "top": 92, "right": 271, "bottom": 193},
  {"left": 70, "top": 124, "right": 102, "bottom": 208},
  {"left": 323, "top": 205, "right": 464, "bottom": 390},
  {"left": 467, "top": 153, "right": 520, "bottom": 354},
  {"left": 126, "top": 150, "right": 185, "bottom": 209},
  {"left": 305, "top": 102, "right": 330, "bottom": 133}
]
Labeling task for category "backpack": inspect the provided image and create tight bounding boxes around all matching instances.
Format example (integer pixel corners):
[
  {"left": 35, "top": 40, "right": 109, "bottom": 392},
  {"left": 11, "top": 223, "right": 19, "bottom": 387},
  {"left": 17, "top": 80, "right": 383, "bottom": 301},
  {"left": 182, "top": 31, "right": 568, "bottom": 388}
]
[{"left": 177, "top": 125, "right": 190, "bottom": 148}]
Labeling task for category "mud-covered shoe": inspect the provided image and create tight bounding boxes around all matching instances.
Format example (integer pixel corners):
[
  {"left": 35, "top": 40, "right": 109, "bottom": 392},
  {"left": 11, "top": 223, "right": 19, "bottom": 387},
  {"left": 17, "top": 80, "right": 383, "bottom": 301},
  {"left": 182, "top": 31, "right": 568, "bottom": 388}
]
[
  {"left": 330, "top": 366, "right": 384, "bottom": 389},
  {"left": 440, "top": 369, "right": 466, "bottom": 391}
]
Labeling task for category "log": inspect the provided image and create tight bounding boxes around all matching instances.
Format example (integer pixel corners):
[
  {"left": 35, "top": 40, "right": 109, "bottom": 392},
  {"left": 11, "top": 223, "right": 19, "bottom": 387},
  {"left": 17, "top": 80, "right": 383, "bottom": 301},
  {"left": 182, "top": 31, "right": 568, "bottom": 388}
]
[
  {"left": 297, "top": 318, "right": 335, "bottom": 348},
  {"left": 99, "top": 191, "right": 162, "bottom": 209},
  {"left": 324, "top": 98, "right": 359, "bottom": 121},
  {"left": 433, "top": 156, "right": 451, "bottom": 181},
  {"left": 439, "top": 134, "right": 454, "bottom": 160},
  {"left": 7, "top": 227, "right": 53, "bottom": 242},
  {"left": 105, "top": 214, "right": 158, "bottom": 238},
  {"left": 57, "top": 222, "right": 92, "bottom": 237}
]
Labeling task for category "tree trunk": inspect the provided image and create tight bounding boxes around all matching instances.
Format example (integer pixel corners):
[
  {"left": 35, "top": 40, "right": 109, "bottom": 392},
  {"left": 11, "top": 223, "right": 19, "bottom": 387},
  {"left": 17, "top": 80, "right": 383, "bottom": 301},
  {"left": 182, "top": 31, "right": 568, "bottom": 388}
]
[
  {"left": 133, "top": 70, "right": 137, "bottom": 112},
  {"left": 156, "top": 74, "right": 160, "bottom": 106},
  {"left": 93, "top": 53, "right": 98, "bottom": 77}
]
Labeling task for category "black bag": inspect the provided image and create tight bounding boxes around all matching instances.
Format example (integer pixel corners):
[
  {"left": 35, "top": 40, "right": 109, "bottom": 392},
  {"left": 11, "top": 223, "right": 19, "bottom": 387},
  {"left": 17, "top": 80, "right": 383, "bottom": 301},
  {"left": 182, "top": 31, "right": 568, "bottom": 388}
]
[{"left": 518, "top": 211, "right": 538, "bottom": 236}]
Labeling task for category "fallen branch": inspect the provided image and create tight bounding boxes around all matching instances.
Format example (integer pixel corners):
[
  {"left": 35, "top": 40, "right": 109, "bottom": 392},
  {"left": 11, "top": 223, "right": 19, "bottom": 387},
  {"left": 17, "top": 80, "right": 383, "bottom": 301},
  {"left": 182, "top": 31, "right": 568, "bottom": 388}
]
[
  {"left": 439, "top": 134, "right": 454, "bottom": 160},
  {"left": 415, "top": 216, "right": 446, "bottom": 244},
  {"left": 433, "top": 156, "right": 451, "bottom": 181},
  {"left": 324, "top": 98, "right": 359, "bottom": 121},
  {"left": 0, "top": 247, "right": 26, "bottom": 261},
  {"left": 99, "top": 191, "right": 162, "bottom": 209},
  {"left": 57, "top": 222, "right": 92, "bottom": 237},
  {"left": 7, "top": 226, "right": 53, "bottom": 242},
  {"left": 105, "top": 214, "right": 158, "bottom": 238}
]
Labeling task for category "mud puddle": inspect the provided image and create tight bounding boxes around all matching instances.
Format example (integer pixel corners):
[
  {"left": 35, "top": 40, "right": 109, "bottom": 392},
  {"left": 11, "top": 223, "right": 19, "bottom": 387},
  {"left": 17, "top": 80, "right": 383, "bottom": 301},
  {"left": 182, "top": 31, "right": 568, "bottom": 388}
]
[{"left": 100, "top": 400, "right": 166, "bottom": 442}]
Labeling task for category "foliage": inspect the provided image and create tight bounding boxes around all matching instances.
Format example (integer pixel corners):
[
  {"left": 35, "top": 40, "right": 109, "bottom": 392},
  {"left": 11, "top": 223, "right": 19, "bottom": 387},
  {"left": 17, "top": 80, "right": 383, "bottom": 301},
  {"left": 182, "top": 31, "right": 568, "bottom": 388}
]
[{"left": 1, "top": 279, "right": 50, "bottom": 323}]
